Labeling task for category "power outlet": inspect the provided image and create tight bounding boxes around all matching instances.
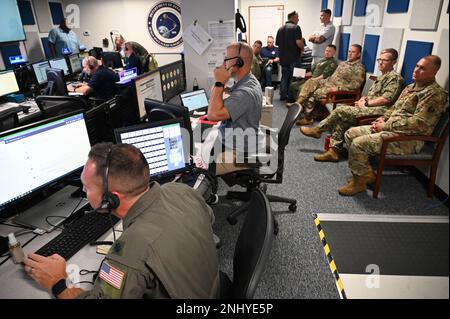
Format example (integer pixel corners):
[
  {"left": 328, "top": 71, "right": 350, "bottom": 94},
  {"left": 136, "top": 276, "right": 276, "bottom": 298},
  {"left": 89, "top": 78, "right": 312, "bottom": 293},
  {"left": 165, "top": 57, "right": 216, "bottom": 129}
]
[{"left": 83, "top": 30, "right": 90, "bottom": 36}]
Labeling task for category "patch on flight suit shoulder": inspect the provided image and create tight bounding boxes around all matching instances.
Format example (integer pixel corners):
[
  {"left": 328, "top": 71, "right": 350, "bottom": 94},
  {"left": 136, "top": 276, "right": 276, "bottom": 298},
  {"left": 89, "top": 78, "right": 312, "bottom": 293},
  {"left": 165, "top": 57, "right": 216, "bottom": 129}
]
[{"left": 99, "top": 261, "right": 127, "bottom": 298}]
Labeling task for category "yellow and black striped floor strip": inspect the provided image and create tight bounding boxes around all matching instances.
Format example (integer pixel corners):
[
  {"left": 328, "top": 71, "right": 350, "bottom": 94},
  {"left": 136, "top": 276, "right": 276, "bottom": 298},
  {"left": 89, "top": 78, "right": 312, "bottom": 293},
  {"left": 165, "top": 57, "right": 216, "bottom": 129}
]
[{"left": 313, "top": 213, "right": 347, "bottom": 299}]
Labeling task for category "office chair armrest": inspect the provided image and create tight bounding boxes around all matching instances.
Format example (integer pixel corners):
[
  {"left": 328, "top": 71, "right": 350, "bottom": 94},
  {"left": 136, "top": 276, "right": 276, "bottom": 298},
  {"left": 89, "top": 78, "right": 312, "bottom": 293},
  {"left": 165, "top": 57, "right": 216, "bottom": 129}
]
[
  {"left": 356, "top": 115, "right": 381, "bottom": 126},
  {"left": 326, "top": 90, "right": 360, "bottom": 101},
  {"left": 379, "top": 134, "right": 440, "bottom": 158}
]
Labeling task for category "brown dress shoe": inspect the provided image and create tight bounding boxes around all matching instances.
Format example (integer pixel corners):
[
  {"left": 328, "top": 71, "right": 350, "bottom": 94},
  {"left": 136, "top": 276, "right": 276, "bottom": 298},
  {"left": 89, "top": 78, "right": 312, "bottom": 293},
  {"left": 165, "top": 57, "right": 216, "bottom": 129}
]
[
  {"left": 314, "top": 147, "right": 339, "bottom": 162},
  {"left": 296, "top": 117, "right": 314, "bottom": 126},
  {"left": 338, "top": 174, "right": 370, "bottom": 196},
  {"left": 300, "top": 126, "right": 322, "bottom": 138}
]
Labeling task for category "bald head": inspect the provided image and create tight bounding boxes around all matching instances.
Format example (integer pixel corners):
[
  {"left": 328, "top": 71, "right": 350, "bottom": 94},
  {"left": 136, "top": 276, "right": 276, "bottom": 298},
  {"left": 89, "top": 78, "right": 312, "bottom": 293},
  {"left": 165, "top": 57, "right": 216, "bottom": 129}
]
[
  {"left": 413, "top": 55, "right": 442, "bottom": 84},
  {"left": 424, "top": 55, "right": 441, "bottom": 71},
  {"left": 227, "top": 42, "right": 254, "bottom": 60}
]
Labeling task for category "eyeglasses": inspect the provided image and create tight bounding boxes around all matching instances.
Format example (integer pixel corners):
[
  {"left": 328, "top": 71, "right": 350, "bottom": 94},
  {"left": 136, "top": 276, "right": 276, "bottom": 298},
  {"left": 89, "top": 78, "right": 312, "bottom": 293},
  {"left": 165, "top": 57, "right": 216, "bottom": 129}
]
[{"left": 377, "top": 58, "right": 392, "bottom": 63}]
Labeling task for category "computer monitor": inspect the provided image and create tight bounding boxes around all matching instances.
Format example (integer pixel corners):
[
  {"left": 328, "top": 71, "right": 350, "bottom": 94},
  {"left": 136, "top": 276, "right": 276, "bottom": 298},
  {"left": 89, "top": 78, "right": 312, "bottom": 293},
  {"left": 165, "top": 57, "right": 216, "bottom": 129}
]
[
  {"left": 0, "top": 70, "right": 20, "bottom": 97},
  {"left": 159, "top": 60, "right": 186, "bottom": 102},
  {"left": 144, "top": 98, "right": 193, "bottom": 157},
  {"left": 67, "top": 54, "right": 82, "bottom": 74},
  {"left": 118, "top": 67, "right": 137, "bottom": 83},
  {"left": 89, "top": 47, "right": 103, "bottom": 60},
  {"left": 49, "top": 57, "right": 70, "bottom": 76},
  {"left": 0, "top": 112, "right": 91, "bottom": 217},
  {"left": 102, "top": 51, "right": 123, "bottom": 69},
  {"left": 45, "top": 68, "right": 68, "bottom": 96},
  {"left": 114, "top": 118, "right": 188, "bottom": 181},
  {"left": 14, "top": 64, "right": 35, "bottom": 93},
  {"left": 133, "top": 69, "right": 163, "bottom": 118},
  {"left": 32, "top": 60, "right": 50, "bottom": 85},
  {"left": 180, "top": 89, "right": 209, "bottom": 113},
  {"left": 84, "top": 102, "right": 113, "bottom": 145}
]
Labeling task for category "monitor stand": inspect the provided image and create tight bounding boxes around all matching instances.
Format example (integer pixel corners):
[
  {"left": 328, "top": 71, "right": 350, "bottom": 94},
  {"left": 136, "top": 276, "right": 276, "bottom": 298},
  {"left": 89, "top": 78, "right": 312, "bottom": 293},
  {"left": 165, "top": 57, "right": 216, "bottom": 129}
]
[{"left": 12, "top": 185, "right": 89, "bottom": 233}]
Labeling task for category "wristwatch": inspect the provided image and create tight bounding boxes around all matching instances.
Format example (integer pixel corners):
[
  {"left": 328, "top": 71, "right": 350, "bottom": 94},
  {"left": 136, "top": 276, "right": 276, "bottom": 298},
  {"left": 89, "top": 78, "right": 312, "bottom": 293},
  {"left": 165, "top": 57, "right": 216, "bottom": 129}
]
[
  {"left": 52, "top": 278, "right": 67, "bottom": 297},
  {"left": 214, "top": 82, "right": 225, "bottom": 88}
]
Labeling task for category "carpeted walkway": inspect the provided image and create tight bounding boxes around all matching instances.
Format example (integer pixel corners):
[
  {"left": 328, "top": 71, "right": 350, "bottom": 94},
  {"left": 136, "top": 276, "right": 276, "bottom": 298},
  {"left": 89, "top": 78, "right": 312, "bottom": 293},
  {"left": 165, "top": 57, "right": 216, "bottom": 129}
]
[{"left": 212, "top": 90, "right": 449, "bottom": 299}]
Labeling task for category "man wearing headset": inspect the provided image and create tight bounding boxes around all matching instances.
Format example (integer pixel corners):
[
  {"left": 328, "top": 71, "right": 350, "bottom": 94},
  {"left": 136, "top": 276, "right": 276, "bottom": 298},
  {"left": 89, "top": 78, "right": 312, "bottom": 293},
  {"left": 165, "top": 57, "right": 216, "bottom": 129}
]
[
  {"left": 67, "top": 56, "right": 119, "bottom": 101},
  {"left": 23, "top": 143, "right": 220, "bottom": 299},
  {"left": 207, "top": 42, "right": 265, "bottom": 176}
]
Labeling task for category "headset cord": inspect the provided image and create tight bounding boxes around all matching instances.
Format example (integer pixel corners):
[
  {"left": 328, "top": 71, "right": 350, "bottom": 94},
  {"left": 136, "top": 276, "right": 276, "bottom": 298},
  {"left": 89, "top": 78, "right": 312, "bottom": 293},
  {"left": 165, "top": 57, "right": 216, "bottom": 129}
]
[{"left": 108, "top": 211, "right": 117, "bottom": 242}]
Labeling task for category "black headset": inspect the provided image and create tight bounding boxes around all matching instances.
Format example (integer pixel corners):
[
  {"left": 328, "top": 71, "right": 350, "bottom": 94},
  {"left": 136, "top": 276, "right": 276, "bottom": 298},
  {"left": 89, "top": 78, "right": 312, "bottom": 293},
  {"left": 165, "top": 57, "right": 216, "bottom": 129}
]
[
  {"left": 100, "top": 147, "right": 120, "bottom": 211},
  {"left": 235, "top": 42, "right": 244, "bottom": 68}
]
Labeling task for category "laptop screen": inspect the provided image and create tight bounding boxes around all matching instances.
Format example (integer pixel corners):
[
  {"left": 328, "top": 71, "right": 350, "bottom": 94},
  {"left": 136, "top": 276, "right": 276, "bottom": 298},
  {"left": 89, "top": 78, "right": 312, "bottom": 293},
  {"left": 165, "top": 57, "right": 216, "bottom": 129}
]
[
  {"left": 180, "top": 89, "right": 209, "bottom": 112},
  {"left": 114, "top": 119, "right": 188, "bottom": 180}
]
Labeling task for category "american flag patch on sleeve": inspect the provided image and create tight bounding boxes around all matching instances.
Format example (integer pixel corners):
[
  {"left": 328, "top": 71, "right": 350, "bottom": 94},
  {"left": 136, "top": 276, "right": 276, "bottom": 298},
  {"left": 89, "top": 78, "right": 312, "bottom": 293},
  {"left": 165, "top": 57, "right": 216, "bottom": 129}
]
[{"left": 99, "top": 261, "right": 125, "bottom": 289}]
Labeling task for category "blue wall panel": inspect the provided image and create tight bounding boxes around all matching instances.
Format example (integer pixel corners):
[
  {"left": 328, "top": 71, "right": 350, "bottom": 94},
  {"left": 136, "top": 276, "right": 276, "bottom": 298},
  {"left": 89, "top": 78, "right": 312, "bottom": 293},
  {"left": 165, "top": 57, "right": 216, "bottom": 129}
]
[
  {"left": 338, "top": 33, "right": 350, "bottom": 61},
  {"left": 17, "top": 0, "right": 35, "bottom": 25},
  {"left": 49, "top": 2, "right": 64, "bottom": 25},
  {"left": 362, "top": 34, "right": 379, "bottom": 73},
  {"left": 322, "top": 0, "right": 329, "bottom": 10},
  {"left": 354, "top": 0, "right": 368, "bottom": 16},
  {"left": 0, "top": 45, "right": 22, "bottom": 70},
  {"left": 334, "top": 0, "right": 344, "bottom": 17},
  {"left": 387, "top": 0, "right": 410, "bottom": 13},
  {"left": 401, "top": 41, "right": 434, "bottom": 84},
  {"left": 41, "top": 37, "right": 53, "bottom": 59}
]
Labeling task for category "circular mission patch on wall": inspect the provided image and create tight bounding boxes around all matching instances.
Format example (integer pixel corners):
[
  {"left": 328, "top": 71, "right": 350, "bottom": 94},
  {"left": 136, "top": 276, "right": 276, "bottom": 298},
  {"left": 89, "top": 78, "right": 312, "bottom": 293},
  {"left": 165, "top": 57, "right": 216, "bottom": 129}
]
[{"left": 147, "top": 1, "right": 182, "bottom": 48}]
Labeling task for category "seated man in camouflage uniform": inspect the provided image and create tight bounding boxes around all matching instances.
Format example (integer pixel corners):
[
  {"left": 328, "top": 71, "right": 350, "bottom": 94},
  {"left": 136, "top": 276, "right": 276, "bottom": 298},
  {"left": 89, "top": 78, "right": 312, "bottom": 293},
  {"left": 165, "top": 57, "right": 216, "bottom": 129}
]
[
  {"left": 300, "top": 48, "right": 404, "bottom": 162},
  {"left": 251, "top": 40, "right": 263, "bottom": 82},
  {"left": 338, "top": 55, "right": 448, "bottom": 196},
  {"left": 24, "top": 143, "right": 220, "bottom": 298},
  {"left": 287, "top": 44, "right": 338, "bottom": 103},
  {"left": 295, "top": 44, "right": 366, "bottom": 126}
]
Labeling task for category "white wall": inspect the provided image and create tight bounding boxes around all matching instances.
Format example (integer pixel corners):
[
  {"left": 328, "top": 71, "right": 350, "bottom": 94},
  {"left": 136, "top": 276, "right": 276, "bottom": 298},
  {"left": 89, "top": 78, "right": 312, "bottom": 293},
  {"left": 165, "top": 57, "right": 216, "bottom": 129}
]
[
  {"left": 181, "top": 0, "right": 235, "bottom": 91},
  {"left": 60, "top": 0, "right": 182, "bottom": 66},
  {"left": 239, "top": 0, "right": 322, "bottom": 46}
]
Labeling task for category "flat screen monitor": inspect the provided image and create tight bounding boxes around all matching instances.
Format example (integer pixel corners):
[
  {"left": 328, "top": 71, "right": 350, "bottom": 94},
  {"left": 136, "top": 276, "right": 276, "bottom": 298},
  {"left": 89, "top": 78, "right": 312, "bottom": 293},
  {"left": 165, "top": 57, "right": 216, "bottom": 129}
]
[
  {"left": 119, "top": 67, "right": 137, "bottom": 83},
  {"left": 0, "top": 71, "right": 20, "bottom": 97},
  {"left": 68, "top": 54, "right": 82, "bottom": 74},
  {"left": 102, "top": 51, "right": 123, "bottom": 69},
  {"left": 49, "top": 58, "right": 70, "bottom": 76},
  {"left": 90, "top": 47, "right": 103, "bottom": 60},
  {"left": 133, "top": 70, "right": 163, "bottom": 118},
  {"left": 0, "top": 0, "right": 26, "bottom": 43},
  {"left": 46, "top": 68, "right": 68, "bottom": 96},
  {"left": 32, "top": 61, "right": 50, "bottom": 85},
  {"left": 180, "top": 89, "right": 209, "bottom": 113},
  {"left": 114, "top": 118, "right": 188, "bottom": 180},
  {"left": 14, "top": 64, "right": 35, "bottom": 92},
  {"left": 0, "top": 112, "right": 91, "bottom": 211},
  {"left": 159, "top": 60, "right": 186, "bottom": 102}
]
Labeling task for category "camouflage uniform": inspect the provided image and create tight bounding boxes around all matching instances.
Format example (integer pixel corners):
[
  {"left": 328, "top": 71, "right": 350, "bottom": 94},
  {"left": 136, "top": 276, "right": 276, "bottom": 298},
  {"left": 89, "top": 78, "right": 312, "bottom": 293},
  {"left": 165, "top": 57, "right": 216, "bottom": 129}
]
[
  {"left": 288, "top": 57, "right": 338, "bottom": 101},
  {"left": 251, "top": 54, "right": 263, "bottom": 82},
  {"left": 79, "top": 182, "right": 220, "bottom": 299},
  {"left": 317, "top": 70, "right": 404, "bottom": 150},
  {"left": 297, "top": 59, "right": 366, "bottom": 116},
  {"left": 344, "top": 81, "right": 448, "bottom": 176}
]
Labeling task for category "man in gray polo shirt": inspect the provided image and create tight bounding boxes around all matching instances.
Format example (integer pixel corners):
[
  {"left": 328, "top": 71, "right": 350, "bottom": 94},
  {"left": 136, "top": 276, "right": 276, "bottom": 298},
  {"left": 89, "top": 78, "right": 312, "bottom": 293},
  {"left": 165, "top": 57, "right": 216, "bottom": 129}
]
[
  {"left": 308, "top": 9, "right": 336, "bottom": 64},
  {"left": 207, "top": 42, "right": 264, "bottom": 176}
]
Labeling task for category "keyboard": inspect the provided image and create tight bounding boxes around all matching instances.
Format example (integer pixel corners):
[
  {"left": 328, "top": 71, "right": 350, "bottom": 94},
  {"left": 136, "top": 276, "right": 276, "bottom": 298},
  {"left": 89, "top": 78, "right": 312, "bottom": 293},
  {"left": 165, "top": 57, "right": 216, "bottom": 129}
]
[{"left": 35, "top": 212, "right": 120, "bottom": 260}]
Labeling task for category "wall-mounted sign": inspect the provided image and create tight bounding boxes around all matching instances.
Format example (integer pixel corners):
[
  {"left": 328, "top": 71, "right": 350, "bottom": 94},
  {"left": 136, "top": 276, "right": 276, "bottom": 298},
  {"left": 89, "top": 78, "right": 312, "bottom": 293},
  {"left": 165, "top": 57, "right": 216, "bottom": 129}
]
[{"left": 147, "top": 1, "right": 182, "bottom": 48}]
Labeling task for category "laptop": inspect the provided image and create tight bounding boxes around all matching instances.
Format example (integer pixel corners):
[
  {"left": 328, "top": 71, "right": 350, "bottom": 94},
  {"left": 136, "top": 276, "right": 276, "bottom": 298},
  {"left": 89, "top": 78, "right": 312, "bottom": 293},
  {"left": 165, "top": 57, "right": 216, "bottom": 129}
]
[
  {"left": 180, "top": 89, "right": 209, "bottom": 113},
  {"left": 118, "top": 67, "right": 137, "bottom": 84}
]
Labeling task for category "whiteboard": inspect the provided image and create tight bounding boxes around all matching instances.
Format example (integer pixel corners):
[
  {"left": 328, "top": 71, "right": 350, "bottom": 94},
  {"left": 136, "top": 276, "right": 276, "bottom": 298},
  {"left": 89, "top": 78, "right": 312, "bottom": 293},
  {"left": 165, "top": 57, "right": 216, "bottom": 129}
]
[{"left": 249, "top": 5, "right": 284, "bottom": 45}]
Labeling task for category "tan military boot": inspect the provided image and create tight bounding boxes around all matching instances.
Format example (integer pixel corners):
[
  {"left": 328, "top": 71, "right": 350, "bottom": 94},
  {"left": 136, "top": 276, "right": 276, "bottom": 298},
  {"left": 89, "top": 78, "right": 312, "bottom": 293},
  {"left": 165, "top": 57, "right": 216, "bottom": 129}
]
[
  {"left": 314, "top": 147, "right": 340, "bottom": 162},
  {"left": 300, "top": 126, "right": 322, "bottom": 139},
  {"left": 296, "top": 116, "right": 314, "bottom": 126},
  {"left": 338, "top": 174, "right": 368, "bottom": 196},
  {"left": 347, "top": 168, "right": 376, "bottom": 185}
]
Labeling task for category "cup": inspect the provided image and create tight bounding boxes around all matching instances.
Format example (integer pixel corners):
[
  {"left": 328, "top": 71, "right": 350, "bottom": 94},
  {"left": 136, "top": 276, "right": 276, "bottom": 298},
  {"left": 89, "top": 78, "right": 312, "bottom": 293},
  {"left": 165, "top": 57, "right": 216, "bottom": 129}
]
[{"left": 265, "top": 86, "right": 274, "bottom": 105}]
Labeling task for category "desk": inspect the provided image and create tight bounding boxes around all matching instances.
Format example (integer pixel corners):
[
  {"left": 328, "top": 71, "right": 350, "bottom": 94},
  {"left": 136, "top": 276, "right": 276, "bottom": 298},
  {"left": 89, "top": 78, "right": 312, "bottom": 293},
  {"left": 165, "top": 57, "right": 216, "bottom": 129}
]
[{"left": 0, "top": 220, "right": 112, "bottom": 298}]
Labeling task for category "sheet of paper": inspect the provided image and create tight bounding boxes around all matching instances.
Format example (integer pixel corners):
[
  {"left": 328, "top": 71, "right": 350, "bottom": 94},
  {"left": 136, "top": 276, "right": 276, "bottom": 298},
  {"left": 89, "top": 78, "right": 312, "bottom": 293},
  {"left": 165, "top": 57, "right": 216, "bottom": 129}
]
[
  {"left": 293, "top": 68, "right": 306, "bottom": 78},
  {"left": 208, "top": 20, "right": 235, "bottom": 50},
  {"left": 183, "top": 22, "right": 214, "bottom": 55}
]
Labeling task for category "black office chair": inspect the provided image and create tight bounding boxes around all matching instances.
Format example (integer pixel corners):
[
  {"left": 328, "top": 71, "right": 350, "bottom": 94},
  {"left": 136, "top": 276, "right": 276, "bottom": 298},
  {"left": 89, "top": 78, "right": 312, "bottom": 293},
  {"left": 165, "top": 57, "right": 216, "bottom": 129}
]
[
  {"left": 220, "top": 188, "right": 275, "bottom": 299},
  {"left": 0, "top": 108, "right": 19, "bottom": 132},
  {"left": 224, "top": 103, "right": 301, "bottom": 225},
  {"left": 36, "top": 95, "right": 89, "bottom": 119}
]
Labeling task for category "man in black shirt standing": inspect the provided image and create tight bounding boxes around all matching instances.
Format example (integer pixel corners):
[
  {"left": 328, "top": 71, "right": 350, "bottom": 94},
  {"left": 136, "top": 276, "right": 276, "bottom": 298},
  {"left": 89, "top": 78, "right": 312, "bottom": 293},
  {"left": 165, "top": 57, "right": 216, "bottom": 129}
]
[
  {"left": 67, "top": 56, "right": 119, "bottom": 101},
  {"left": 276, "top": 11, "right": 304, "bottom": 101}
]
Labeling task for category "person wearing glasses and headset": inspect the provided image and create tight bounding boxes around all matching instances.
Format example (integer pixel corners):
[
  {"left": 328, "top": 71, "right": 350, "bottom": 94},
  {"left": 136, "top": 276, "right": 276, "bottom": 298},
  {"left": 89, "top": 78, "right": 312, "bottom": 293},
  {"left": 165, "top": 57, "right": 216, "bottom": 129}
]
[
  {"left": 300, "top": 48, "right": 404, "bottom": 163},
  {"left": 207, "top": 42, "right": 265, "bottom": 177},
  {"left": 23, "top": 143, "right": 220, "bottom": 299}
]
